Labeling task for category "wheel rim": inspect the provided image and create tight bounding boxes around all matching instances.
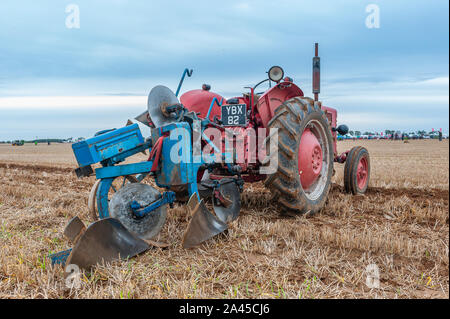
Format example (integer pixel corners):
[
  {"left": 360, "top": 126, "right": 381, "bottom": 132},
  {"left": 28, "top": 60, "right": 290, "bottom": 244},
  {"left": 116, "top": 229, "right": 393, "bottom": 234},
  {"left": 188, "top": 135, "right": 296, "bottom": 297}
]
[
  {"left": 298, "top": 119, "right": 330, "bottom": 201},
  {"left": 356, "top": 156, "right": 368, "bottom": 189},
  {"left": 96, "top": 175, "right": 139, "bottom": 219}
]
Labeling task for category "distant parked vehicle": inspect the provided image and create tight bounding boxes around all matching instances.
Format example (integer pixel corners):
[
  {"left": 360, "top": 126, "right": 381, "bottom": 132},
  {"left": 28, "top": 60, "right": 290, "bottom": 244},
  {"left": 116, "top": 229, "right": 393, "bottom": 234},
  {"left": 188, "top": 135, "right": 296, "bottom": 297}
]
[{"left": 12, "top": 140, "right": 24, "bottom": 146}]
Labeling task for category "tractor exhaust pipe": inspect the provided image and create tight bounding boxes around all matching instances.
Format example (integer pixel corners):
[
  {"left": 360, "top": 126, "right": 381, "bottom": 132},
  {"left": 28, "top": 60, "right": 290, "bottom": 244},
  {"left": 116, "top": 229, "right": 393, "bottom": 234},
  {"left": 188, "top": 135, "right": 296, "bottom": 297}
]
[{"left": 313, "top": 43, "right": 320, "bottom": 102}]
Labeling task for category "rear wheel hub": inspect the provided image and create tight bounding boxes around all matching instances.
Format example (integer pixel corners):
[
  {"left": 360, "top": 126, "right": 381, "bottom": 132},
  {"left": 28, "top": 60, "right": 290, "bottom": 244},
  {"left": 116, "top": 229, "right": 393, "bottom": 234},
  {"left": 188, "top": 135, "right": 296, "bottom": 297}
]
[
  {"left": 356, "top": 157, "right": 368, "bottom": 189},
  {"left": 298, "top": 128, "right": 323, "bottom": 190}
]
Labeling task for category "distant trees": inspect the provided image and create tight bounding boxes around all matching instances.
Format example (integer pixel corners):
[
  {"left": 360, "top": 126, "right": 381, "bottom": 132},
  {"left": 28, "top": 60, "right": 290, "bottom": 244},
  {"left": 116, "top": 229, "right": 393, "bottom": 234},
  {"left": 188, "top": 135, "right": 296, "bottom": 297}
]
[{"left": 30, "top": 139, "right": 66, "bottom": 143}]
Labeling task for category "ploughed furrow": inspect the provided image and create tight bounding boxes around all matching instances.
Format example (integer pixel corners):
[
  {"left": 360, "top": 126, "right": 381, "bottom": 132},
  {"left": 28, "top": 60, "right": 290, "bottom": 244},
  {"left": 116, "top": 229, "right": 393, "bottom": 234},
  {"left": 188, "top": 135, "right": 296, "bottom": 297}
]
[{"left": 0, "top": 162, "right": 75, "bottom": 174}]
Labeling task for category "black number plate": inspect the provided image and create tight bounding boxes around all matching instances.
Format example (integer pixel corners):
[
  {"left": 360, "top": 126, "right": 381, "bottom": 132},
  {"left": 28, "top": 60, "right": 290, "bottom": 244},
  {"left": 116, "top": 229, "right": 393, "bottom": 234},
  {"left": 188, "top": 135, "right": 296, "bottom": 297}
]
[{"left": 221, "top": 104, "right": 247, "bottom": 126}]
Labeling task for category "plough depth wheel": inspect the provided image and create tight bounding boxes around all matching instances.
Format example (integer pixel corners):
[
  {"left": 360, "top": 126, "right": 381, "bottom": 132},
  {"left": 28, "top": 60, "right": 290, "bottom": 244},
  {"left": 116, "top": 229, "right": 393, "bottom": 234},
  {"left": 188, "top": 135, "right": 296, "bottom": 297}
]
[
  {"left": 108, "top": 183, "right": 167, "bottom": 240},
  {"left": 90, "top": 175, "right": 140, "bottom": 220}
]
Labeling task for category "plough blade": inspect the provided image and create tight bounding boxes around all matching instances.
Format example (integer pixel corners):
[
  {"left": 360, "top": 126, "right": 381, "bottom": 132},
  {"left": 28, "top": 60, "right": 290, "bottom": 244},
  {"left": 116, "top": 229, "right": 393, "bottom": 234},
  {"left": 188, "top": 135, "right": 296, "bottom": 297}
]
[
  {"left": 63, "top": 216, "right": 86, "bottom": 243},
  {"left": 213, "top": 179, "right": 241, "bottom": 223},
  {"left": 182, "top": 193, "right": 227, "bottom": 249},
  {"left": 88, "top": 180, "right": 101, "bottom": 221},
  {"left": 66, "top": 218, "right": 150, "bottom": 270}
]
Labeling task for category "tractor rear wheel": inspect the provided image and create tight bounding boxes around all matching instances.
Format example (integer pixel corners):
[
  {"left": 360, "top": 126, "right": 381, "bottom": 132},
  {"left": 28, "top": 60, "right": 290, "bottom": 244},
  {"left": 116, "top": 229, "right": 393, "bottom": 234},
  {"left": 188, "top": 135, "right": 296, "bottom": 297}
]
[
  {"left": 264, "top": 97, "right": 334, "bottom": 215},
  {"left": 344, "top": 146, "right": 370, "bottom": 194}
]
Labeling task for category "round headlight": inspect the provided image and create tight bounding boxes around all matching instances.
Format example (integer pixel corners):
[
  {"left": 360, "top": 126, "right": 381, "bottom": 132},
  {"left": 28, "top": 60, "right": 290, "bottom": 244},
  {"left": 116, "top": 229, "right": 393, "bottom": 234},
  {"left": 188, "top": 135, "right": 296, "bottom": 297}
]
[{"left": 268, "top": 66, "right": 284, "bottom": 82}]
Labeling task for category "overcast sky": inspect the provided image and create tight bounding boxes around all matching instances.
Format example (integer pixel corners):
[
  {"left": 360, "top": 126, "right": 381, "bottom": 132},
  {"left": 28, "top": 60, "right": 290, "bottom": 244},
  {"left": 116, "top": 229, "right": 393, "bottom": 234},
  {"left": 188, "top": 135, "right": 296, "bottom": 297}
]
[{"left": 0, "top": 0, "right": 448, "bottom": 140}]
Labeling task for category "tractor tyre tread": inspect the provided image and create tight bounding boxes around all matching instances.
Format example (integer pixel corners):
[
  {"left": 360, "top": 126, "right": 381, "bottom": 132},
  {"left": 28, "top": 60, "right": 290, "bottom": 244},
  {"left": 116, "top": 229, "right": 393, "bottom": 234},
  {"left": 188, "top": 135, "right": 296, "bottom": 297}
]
[
  {"left": 343, "top": 146, "right": 361, "bottom": 193},
  {"left": 344, "top": 146, "right": 370, "bottom": 194},
  {"left": 264, "top": 97, "right": 334, "bottom": 215}
]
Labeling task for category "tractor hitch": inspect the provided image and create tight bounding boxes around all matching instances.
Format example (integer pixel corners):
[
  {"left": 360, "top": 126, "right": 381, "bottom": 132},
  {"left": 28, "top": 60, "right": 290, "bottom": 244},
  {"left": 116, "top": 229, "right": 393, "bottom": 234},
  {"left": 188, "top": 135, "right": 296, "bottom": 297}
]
[{"left": 130, "top": 191, "right": 176, "bottom": 218}]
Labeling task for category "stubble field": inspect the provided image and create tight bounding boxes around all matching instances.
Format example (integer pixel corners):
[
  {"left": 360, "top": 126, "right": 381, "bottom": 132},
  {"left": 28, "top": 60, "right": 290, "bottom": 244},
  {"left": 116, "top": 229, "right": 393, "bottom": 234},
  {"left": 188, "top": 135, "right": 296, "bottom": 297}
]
[{"left": 0, "top": 139, "right": 448, "bottom": 299}]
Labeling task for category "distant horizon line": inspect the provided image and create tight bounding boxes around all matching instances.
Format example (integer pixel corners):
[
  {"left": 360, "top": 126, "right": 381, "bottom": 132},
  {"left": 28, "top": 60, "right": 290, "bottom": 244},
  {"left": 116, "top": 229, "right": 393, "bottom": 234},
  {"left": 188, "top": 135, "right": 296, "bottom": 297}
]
[{"left": 0, "top": 128, "right": 448, "bottom": 142}]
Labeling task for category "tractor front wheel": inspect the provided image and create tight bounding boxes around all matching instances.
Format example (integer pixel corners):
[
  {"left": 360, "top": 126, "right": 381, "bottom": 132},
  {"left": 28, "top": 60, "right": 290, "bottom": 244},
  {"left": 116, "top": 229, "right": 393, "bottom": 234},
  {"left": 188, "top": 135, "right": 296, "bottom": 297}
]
[
  {"left": 264, "top": 97, "right": 334, "bottom": 215},
  {"left": 344, "top": 146, "right": 370, "bottom": 194}
]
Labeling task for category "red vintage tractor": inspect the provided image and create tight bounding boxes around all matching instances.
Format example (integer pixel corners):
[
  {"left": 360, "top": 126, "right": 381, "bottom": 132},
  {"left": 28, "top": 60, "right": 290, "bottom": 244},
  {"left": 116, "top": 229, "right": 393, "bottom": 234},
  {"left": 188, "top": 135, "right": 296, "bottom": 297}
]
[{"left": 175, "top": 43, "right": 370, "bottom": 215}]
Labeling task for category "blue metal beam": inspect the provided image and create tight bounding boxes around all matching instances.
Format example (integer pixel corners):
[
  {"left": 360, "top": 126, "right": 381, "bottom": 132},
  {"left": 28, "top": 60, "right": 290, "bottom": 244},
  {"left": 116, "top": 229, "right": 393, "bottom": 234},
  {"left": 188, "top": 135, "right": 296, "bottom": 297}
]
[{"left": 95, "top": 161, "right": 154, "bottom": 179}]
